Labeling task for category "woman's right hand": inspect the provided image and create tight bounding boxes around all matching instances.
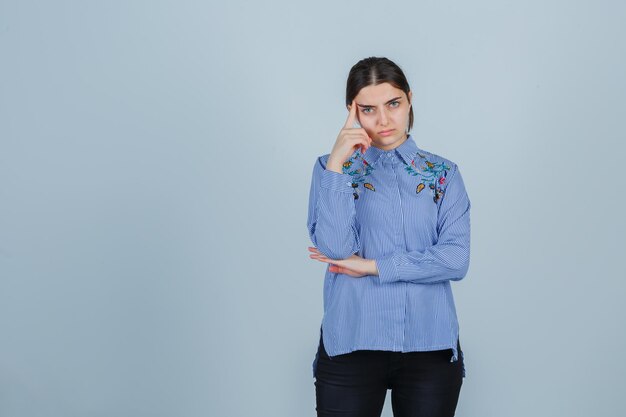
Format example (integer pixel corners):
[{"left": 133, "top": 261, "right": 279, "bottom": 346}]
[{"left": 326, "top": 99, "right": 372, "bottom": 173}]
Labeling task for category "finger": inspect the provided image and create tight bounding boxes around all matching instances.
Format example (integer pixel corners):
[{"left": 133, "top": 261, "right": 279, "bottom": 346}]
[
  {"left": 343, "top": 98, "right": 358, "bottom": 129},
  {"left": 343, "top": 130, "right": 371, "bottom": 140},
  {"left": 329, "top": 265, "right": 357, "bottom": 276},
  {"left": 308, "top": 247, "right": 325, "bottom": 256},
  {"left": 351, "top": 135, "right": 370, "bottom": 154},
  {"left": 345, "top": 131, "right": 371, "bottom": 144},
  {"left": 312, "top": 258, "right": 333, "bottom": 266},
  {"left": 310, "top": 254, "right": 331, "bottom": 263}
]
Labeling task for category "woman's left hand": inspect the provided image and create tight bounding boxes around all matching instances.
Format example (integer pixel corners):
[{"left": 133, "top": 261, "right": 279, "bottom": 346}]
[{"left": 307, "top": 247, "right": 378, "bottom": 277}]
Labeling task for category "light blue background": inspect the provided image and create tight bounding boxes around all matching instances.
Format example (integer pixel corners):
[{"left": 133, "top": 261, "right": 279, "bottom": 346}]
[{"left": 1, "top": 1, "right": 625, "bottom": 416}]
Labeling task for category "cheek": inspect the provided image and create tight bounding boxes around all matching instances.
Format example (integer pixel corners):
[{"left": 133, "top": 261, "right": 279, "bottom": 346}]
[
  {"left": 360, "top": 122, "right": 377, "bottom": 136},
  {"left": 357, "top": 116, "right": 374, "bottom": 127},
  {"left": 394, "top": 107, "right": 408, "bottom": 118},
  {"left": 393, "top": 110, "right": 409, "bottom": 125}
]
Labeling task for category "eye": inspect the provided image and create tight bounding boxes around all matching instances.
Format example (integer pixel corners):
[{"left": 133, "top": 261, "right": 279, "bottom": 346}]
[
  {"left": 389, "top": 100, "right": 400, "bottom": 108},
  {"left": 361, "top": 107, "right": 373, "bottom": 114}
]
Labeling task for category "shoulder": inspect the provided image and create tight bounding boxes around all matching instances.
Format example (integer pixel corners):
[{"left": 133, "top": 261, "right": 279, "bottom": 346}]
[
  {"left": 317, "top": 153, "right": 331, "bottom": 168},
  {"left": 414, "top": 147, "right": 458, "bottom": 174},
  {"left": 309, "top": 153, "right": 331, "bottom": 173},
  {"left": 415, "top": 148, "right": 459, "bottom": 181},
  {"left": 412, "top": 147, "right": 464, "bottom": 200}
]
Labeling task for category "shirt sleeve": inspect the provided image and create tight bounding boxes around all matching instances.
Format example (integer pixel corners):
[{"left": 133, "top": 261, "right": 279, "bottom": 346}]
[
  {"left": 375, "top": 163, "right": 471, "bottom": 284},
  {"left": 306, "top": 157, "right": 361, "bottom": 260}
]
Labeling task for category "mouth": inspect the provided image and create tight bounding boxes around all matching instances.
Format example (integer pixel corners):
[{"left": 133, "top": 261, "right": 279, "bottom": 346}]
[{"left": 378, "top": 129, "right": 395, "bottom": 136}]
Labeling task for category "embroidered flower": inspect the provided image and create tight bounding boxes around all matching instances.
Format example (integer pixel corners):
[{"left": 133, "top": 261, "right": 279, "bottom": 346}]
[
  {"left": 434, "top": 188, "right": 444, "bottom": 203},
  {"left": 405, "top": 152, "right": 450, "bottom": 203},
  {"left": 342, "top": 149, "right": 376, "bottom": 199}
]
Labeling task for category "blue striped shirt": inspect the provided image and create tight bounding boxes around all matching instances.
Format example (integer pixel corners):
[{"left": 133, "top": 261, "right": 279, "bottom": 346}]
[{"left": 307, "top": 134, "right": 470, "bottom": 379}]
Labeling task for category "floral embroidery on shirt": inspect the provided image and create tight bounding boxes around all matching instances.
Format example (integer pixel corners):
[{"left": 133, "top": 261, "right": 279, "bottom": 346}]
[
  {"left": 405, "top": 152, "right": 450, "bottom": 203},
  {"left": 342, "top": 149, "right": 375, "bottom": 199}
]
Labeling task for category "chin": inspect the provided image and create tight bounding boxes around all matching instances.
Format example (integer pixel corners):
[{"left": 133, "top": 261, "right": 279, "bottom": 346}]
[{"left": 378, "top": 133, "right": 402, "bottom": 143}]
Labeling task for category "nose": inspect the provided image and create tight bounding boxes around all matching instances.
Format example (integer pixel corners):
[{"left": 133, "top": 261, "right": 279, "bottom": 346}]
[{"left": 378, "top": 108, "right": 389, "bottom": 127}]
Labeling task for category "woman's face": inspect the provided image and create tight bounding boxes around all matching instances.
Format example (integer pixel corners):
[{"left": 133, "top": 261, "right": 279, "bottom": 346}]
[{"left": 351, "top": 82, "right": 412, "bottom": 151}]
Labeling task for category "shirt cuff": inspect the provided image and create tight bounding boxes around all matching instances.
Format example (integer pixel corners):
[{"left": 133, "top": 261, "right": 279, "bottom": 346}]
[
  {"left": 320, "top": 168, "right": 354, "bottom": 194},
  {"left": 375, "top": 256, "right": 399, "bottom": 284}
]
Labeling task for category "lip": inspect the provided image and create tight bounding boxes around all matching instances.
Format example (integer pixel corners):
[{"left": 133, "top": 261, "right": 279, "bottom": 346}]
[{"left": 378, "top": 129, "right": 395, "bottom": 136}]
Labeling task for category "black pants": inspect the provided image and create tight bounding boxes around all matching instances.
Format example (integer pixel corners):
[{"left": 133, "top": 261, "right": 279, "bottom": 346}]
[{"left": 314, "top": 331, "right": 463, "bottom": 417}]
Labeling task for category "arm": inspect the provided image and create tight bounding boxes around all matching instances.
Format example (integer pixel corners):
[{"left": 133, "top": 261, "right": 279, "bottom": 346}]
[
  {"left": 306, "top": 157, "right": 361, "bottom": 260},
  {"left": 374, "top": 163, "right": 471, "bottom": 284}
]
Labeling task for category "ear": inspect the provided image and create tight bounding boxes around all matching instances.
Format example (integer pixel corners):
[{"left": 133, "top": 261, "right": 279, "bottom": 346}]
[{"left": 407, "top": 90, "right": 412, "bottom": 106}]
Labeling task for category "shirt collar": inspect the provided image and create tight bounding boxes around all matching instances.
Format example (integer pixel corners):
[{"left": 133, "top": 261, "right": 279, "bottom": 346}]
[{"left": 362, "top": 134, "right": 419, "bottom": 167}]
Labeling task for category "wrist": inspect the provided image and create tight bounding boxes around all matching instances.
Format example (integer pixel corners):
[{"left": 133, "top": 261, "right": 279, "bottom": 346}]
[
  {"left": 327, "top": 154, "right": 348, "bottom": 173},
  {"left": 369, "top": 259, "right": 379, "bottom": 276},
  {"left": 326, "top": 160, "right": 343, "bottom": 174}
]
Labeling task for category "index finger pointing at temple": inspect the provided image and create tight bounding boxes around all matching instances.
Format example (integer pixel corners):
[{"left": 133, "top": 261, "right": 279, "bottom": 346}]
[{"left": 343, "top": 98, "right": 358, "bottom": 129}]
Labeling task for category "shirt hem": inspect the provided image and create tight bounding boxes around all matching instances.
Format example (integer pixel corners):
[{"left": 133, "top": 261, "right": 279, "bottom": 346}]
[{"left": 325, "top": 342, "right": 457, "bottom": 357}]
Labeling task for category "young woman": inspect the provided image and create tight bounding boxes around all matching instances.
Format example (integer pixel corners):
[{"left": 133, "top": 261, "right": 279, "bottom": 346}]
[{"left": 306, "top": 57, "right": 471, "bottom": 417}]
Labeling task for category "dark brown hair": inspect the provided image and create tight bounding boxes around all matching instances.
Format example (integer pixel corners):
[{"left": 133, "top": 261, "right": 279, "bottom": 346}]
[{"left": 346, "top": 57, "right": 414, "bottom": 132}]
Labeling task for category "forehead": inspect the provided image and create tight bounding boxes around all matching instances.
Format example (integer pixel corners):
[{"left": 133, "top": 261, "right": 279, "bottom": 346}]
[{"left": 355, "top": 82, "right": 405, "bottom": 104}]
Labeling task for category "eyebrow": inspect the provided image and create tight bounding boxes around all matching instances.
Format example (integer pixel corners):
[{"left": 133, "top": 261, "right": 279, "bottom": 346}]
[{"left": 356, "top": 97, "right": 403, "bottom": 108}]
